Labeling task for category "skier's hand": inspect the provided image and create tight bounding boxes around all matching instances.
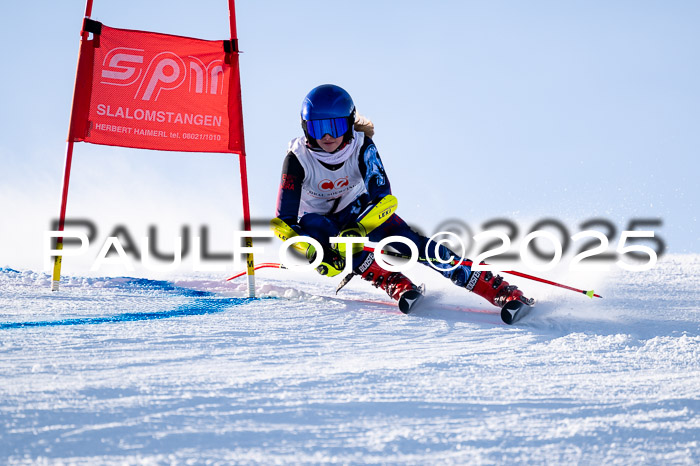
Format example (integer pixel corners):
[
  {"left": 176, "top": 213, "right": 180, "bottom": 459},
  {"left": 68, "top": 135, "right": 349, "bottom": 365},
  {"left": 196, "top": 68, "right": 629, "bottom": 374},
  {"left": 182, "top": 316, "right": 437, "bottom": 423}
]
[
  {"left": 339, "top": 222, "right": 367, "bottom": 238},
  {"left": 337, "top": 222, "right": 367, "bottom": 257},
  {"left": 307, "top": 245, "right": 345, "bottom": 277}
]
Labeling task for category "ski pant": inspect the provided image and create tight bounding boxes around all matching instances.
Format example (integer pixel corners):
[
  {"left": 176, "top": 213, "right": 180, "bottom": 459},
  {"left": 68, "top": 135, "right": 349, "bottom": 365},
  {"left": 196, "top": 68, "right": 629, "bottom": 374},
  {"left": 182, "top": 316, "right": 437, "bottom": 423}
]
[{"left": 298, "top": 212, "right": 472, "bottom": 286}]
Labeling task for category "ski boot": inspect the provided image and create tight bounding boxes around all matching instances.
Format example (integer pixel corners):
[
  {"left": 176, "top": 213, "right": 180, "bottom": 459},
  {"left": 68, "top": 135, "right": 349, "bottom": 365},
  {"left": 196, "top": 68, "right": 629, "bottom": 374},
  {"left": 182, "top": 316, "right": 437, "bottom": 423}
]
[
  {"left": 467, "top": 270, "right": 532, "bottom": 307},
  {"left": 466, "top": 271, "right": 535, "bottom": 323},
  {"left": 356, "top": 253, "right": 423, "bottom": 314}
]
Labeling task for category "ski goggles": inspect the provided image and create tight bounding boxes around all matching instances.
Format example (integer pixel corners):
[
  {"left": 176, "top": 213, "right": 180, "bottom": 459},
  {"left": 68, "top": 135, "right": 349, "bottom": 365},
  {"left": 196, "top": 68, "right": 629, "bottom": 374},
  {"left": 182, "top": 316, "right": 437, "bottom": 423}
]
[{"left": 305, "top": 117, "right": 350, "bottom": 139}]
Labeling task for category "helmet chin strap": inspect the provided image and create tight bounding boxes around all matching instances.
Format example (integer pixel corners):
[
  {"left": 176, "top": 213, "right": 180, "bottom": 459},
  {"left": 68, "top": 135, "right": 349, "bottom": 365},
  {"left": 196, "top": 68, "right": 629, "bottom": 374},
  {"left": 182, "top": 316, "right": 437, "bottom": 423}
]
[{"left": 333, "top": 140, "right": 351, "bottom": 153}]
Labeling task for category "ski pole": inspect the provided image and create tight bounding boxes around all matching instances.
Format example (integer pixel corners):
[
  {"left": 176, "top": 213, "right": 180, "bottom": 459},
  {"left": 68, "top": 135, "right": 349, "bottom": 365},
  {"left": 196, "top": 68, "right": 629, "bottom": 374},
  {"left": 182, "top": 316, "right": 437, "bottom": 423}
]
[
  {"left": 226, "top": 263, "right": 287, "bottom": 281},
  {"left": 224, "top": 250, "right": 602, "bottom": 299},
  {"left": 364, "top": 246, "right": 602, "bottom": 299}
]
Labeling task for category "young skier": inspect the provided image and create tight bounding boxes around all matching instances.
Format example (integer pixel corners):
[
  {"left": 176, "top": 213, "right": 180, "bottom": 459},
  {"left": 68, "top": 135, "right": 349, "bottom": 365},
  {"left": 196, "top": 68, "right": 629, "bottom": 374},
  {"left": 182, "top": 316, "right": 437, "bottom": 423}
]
[{"left": 271, "top": 84, "right": 533, "bottom": 314}]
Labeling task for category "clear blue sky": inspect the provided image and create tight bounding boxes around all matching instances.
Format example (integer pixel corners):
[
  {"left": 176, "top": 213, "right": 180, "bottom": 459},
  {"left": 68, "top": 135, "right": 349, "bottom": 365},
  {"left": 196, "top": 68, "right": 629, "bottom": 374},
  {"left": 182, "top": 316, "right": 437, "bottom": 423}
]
[{"left": 0, "top": 0, "right": 697, "bottom": 273}]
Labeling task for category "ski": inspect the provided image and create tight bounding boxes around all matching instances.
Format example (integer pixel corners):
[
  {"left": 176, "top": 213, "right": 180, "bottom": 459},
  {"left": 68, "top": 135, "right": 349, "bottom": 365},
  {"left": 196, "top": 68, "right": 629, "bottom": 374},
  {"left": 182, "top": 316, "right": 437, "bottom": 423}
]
[
  {"left": 398, "top": 284, "right": 425, "bottom": 314},
  {"left": 500, "top": 298, "right": 535, "bottom": 325}
]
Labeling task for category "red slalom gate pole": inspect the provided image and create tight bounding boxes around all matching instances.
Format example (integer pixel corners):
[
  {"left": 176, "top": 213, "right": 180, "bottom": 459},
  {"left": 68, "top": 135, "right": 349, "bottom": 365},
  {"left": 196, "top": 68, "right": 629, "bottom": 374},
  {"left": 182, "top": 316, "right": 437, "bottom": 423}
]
[
  {"left": 51, "top": 0, "right": 95, "bottom": 292},
  {"left": 364, "top": 246, "right": 603, "bottom": 299},
  {"left": 228, "top": 0, "right": 256, "bottom": 298}
]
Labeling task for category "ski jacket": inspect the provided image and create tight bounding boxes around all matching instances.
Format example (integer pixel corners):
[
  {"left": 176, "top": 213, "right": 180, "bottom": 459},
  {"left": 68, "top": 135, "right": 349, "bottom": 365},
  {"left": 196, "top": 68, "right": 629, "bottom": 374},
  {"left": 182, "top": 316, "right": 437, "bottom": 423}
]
[{"left": 275, "top": 131, "right": 391, "bottom": 227}]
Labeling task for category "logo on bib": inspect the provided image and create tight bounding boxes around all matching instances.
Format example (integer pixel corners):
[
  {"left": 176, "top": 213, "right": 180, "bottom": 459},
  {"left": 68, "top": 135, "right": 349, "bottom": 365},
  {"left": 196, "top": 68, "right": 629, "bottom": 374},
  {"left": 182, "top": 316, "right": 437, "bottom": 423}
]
[{"left": 318, "top": 177, "right": 350, "bottom": 191}]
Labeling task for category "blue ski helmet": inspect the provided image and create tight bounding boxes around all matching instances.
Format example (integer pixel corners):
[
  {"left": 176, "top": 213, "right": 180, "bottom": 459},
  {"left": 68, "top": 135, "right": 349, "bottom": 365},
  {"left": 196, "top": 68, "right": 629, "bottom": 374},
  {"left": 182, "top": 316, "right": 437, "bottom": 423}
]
[{"left": 301, "top": 84, "right": 356, "bottom": 146}]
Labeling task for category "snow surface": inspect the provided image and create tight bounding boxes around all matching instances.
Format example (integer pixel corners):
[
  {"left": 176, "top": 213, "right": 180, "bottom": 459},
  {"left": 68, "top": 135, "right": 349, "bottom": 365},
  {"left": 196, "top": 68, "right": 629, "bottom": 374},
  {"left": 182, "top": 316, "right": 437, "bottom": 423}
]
[{"left": 1, "top": 255, "right": 699, "bottom": 464}]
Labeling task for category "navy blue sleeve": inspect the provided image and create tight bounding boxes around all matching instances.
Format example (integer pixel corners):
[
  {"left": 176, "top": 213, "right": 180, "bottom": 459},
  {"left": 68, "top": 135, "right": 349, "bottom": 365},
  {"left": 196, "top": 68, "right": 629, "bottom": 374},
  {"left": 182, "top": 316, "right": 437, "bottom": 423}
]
[
  {"left": 358, "top": 137, "right": 392, "bottom": 203},
  {"left": 275, "top": 151, "right": 305, "bottom": 224}
]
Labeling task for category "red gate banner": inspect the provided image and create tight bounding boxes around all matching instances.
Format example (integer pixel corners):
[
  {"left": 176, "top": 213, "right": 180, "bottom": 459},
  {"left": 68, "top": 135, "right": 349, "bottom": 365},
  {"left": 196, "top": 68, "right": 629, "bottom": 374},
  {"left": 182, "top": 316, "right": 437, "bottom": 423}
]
[{"left": 70, "top": 22, "right": 244, "bottom": 153}]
